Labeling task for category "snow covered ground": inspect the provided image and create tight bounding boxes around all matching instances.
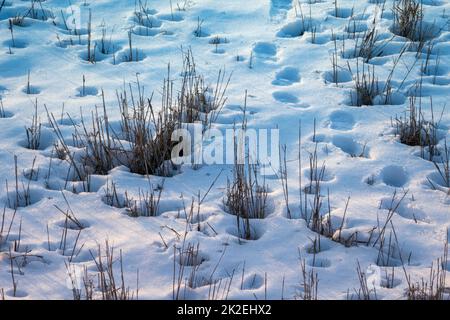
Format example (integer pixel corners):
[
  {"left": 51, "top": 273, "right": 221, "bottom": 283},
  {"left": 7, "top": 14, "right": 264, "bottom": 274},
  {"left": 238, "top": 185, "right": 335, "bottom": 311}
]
[{"left": 0, "top": 0, "right": 449, "bottom": 300}]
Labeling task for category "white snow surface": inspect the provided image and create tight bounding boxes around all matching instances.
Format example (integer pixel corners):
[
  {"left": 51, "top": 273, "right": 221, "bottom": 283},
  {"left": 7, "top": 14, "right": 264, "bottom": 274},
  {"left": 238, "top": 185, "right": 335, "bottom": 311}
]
[{"left": 0, "top": 0, "right": 449, "bottom": 300}]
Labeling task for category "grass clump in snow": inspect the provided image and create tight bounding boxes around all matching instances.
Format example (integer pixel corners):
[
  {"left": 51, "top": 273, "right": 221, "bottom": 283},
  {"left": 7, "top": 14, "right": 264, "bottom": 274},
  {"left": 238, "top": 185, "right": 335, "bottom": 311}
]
[
  {"left": 176, "top": 49, "right": 230, "bottom": 127},
  {"left": 392, "top": 0, "right": 433, "bottom": 43},
  {"left": 5, "top": 156, "right": 34, "bottom": 209},
  {"left": 296, "top": 255, "right": 319, "bottom": 300},
  {"left": 48, "top": 79, "right": 179, "bottom": 177},
  {"left": 348, "top": 261, "right": 378, "bottom": 300},
  {"left": 394, "top": 96, "right": 441, "bottom": 161},
  {"left": 25, "top": 100, "right": 42, "bottom": 150},
  {"left": 224, "top": 113, "right": 269, "bottom": 240},
  {"left": 126, "top": 187, "right": 162, "bottom": 218},
  {"left": 225, "top": 159, "right": 268, "bottom": 241},
  {"left": 428, "top": 141, "right": 450, "bottom": 191},
  {"left": 392, "top": 0, "right": 442, "bottom": 53},
  {"left": 349, "top": 62, "right": 387, "bottom": 106},
  {"left": 117, "top": 76, "right": 179, "bottom": 176},
  {"left": 67, "top": 240, "right": 138, "bottom": 300},
  {"left": 392, "top": 0, "right": 424, "bottom": 41},
  {"left": 405, "top": 238, "right": 448, "bottom": 300},
  {"left": 47, "top": 50, "right": 229, "bottom": 178},
  {"left": 225, "top": 162, "right": 268, "bottom": 220}
]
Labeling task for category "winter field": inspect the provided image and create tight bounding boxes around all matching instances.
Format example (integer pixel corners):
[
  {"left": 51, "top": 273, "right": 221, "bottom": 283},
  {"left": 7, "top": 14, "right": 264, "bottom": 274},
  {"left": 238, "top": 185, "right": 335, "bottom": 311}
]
[{"left": 0, "top": 0, "right": 449, "bottom": 300}]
